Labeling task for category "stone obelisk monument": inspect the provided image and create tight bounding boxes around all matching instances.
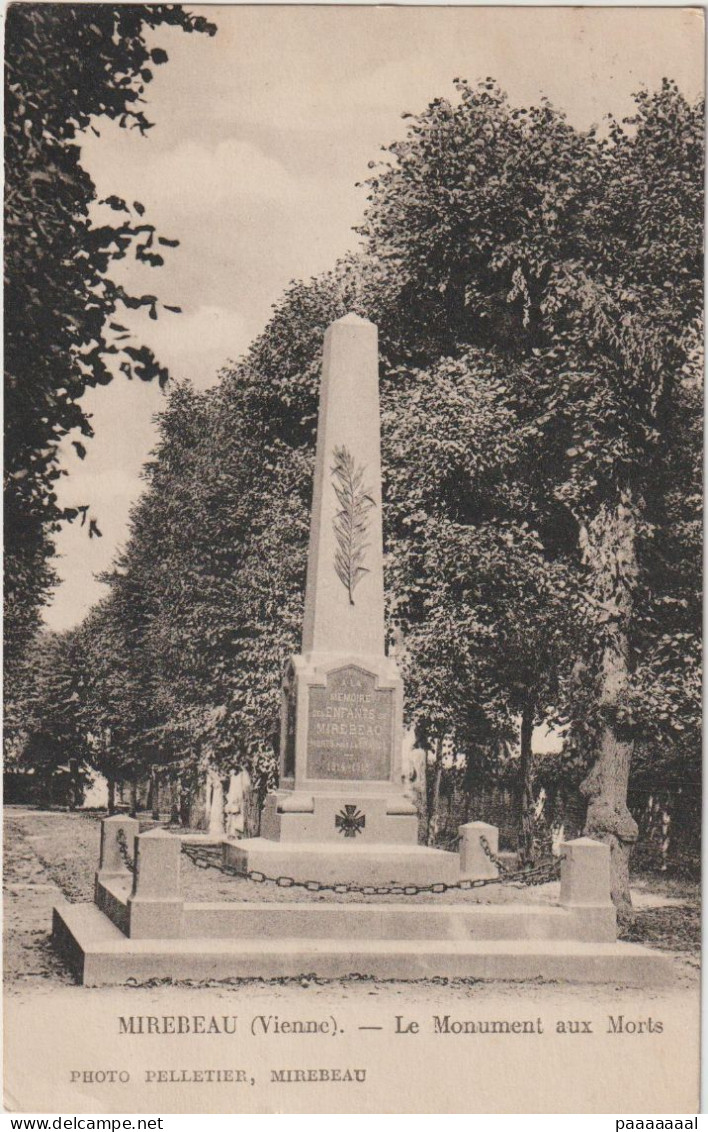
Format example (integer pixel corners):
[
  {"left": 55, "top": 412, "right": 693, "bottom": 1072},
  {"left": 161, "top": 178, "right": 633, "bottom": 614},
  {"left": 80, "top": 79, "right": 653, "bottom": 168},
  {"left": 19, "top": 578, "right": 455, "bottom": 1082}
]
[{"left": 230, "top": 314, "right": 458, "bottom": 883}]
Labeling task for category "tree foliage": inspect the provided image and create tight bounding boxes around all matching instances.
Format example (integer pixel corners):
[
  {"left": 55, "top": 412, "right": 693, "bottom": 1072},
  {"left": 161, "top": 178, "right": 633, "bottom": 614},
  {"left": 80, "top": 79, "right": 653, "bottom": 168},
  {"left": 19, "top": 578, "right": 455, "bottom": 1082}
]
[
  {"left": 5, "top": 627, "right": 89, "bottom": 807},
  {"left": 4, "top": 3, "right": 215, "bottom": 662},
  {"left": 359, "top": 78, "right": 702, "bottom": 898}
]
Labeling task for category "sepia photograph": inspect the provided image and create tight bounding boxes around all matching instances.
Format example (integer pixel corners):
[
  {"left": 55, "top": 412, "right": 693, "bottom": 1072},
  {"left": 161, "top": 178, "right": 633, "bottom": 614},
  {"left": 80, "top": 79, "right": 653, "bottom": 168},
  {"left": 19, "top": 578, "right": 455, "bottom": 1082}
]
[{"left": 3, "top": 2, "right": 704, "bottom": 1116}]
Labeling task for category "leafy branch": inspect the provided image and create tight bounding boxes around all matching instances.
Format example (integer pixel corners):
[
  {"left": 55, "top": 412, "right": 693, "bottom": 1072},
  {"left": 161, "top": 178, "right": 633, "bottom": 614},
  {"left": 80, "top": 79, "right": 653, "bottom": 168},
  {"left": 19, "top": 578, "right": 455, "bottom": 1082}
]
[{"left": 331, "top": 446, "right": 376, "bottom": 605}]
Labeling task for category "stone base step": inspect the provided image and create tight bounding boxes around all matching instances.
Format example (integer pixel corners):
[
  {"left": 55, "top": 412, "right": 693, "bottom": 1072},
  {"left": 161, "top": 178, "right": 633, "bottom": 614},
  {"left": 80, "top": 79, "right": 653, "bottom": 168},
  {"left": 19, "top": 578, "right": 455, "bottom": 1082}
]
[
  {"left": 53, "top": 903, "right": 672, "bottom": 988},
  {"left": 224, "top": 838, "right": 461, "bottom": 885},
  {"left": 94, "top": 877, "right": 616, "bottom": 944},
  {"left": 180, "top": 899, "right": 616, "bottom": 943}
]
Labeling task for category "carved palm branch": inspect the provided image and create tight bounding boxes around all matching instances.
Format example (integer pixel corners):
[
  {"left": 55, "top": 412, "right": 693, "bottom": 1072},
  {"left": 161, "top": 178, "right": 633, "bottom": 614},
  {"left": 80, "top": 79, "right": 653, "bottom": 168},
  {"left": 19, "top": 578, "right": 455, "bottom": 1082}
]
[{"left": 331, "top": 445, "right": 376, "bottom": 605}]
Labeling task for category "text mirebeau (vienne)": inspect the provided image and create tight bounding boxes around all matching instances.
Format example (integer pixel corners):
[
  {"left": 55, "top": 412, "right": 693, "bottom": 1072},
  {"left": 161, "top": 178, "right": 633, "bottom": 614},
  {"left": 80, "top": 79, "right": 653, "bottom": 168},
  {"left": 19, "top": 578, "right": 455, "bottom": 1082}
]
[{"left": 116, "top": 1012, "right": 665, "bottom": 1038}]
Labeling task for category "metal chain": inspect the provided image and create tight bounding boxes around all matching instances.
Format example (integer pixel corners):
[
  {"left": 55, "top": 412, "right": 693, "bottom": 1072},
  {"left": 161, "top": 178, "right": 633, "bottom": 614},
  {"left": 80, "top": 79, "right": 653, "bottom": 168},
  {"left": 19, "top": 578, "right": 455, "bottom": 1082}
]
[
  {"left": 180, "top": 842, "right": 561, "bottom": 895},
  {"left": 116, "top": 828, "right": 136, "bottom": 874},
  {"left": 479, "top": 834, "right": 511, "bottom": 876}
]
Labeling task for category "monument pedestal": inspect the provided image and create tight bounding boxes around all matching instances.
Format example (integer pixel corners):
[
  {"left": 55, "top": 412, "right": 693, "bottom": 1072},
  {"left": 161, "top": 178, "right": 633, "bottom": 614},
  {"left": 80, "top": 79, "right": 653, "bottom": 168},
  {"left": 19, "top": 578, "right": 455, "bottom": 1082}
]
[
  {"left": 229, "top": 648, "right": 457, "bottom": 884},
  {"left": 260, "top": 791, "right": 418, "bottom": 843},
  {"left": 275, "top": 652, "right": 412, "bottom": 816},
  {"left": 225, "top": 315, "right": 461, "bottom": 883},
  {"left": 261, "top": 651, "right": 421, "bottom": 841},
  {"left": 228, "top": 651, "right": 455, "bottom": 879}
]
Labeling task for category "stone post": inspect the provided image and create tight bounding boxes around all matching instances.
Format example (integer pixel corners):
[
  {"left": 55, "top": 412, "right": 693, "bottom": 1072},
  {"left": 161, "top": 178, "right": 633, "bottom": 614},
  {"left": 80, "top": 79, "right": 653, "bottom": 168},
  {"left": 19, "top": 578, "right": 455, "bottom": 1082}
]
[
  {"left": 96, "top": 815, "right": 139, "bottom": 882},
  {"left": 458, "top": 821, "right": 500, "bottom": 880},
  {"left": 127, "top": 829, "right": 183, "bottom": 939},
  {"left": 560, "top": 836, "right": 613, "bottom": 906},
  {"left": 559, "top": 836, "right": 617, "bottom": 942}
]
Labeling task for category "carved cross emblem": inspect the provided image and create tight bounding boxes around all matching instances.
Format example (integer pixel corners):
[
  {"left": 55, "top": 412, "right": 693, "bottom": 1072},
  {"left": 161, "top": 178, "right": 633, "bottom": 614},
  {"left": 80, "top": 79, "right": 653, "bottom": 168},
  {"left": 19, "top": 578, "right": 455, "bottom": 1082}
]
[{"left": 335, "top": 805, "right": 366, "bottom": 838}]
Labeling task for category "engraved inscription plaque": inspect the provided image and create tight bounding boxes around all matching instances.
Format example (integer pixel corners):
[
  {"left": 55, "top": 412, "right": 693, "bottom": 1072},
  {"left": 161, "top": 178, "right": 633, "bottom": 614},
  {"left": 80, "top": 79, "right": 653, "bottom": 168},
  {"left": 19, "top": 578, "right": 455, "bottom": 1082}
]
[{"left": 307, "top": 666, "right": 393, "bottom": 780}]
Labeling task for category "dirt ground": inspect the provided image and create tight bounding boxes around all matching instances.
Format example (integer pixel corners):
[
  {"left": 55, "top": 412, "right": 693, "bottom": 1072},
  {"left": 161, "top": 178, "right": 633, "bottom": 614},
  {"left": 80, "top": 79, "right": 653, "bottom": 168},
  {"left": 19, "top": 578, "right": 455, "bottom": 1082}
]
[{"left": 3, "top": 806, "right": 701, "bottom": 1113}]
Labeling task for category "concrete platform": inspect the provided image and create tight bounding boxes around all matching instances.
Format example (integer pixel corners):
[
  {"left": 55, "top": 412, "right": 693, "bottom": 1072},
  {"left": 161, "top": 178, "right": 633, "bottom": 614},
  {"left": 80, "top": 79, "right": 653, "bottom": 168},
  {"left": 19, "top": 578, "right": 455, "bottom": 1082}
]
[
  {"left": 224, "top": 837, "right": 460, "bottom": 885},
  {"left": 53, "top": 902, "right": 672, "bottom": 987}
]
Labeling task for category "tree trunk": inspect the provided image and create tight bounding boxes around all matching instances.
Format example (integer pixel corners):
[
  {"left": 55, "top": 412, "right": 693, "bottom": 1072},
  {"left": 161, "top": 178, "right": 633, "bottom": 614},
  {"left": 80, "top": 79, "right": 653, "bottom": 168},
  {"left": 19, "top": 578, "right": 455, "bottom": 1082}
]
[
  {"left": 179, "top": 779, "right": 191, "bottom": 828},
  {"left": 401, "top": 730, "right": 427, "bottom": 842},
  {"left": 519, "top": 700, "right": 535, "bottom": 865},
  {"left": 67, "top": 757, "right": 78, "bottom": 811},
  {"left": 129, "top": 776, "right": 138, "bottom": 819},
  {"left": 150, "top": 768, "right": 160, "bottom": 821},
  {"left": 207, "top": 767, "right": 225, "bottom": 836},
  {"left": 579, "top": 492, "right": 640, "bottom": 918},
  {"left": 107, "top": 776, "right": 116, "bottom": 815},
  {"left": 415, "top": 748, "right": 428, "bottom": 844},
  {"left": 426, "top": 739, "right": 443, "bottom": 846},
  {"left": 241, "top": 771, "right": 257, "bottom": 838},
  {"left": 189, "top": 771, "right": 209, "bottom": 830},
  {"left": 169, "top": 779, "right": 180, "bottom": 826},
  {"left": 224, "top": 771, "right": 244, "bottom": 839},
  {"left": 242, "top": 772, "right": 269, "bottom": 838},
  {"left": 581, "top": 716, "right": 637, "bottom": 916},
  {"left": 45, "top": 771, "right": 53, "bottom": 810}
]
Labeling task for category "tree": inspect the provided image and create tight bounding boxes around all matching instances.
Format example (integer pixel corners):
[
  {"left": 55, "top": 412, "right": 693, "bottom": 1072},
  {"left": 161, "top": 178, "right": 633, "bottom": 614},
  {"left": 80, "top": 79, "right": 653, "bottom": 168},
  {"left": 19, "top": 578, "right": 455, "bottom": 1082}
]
[
  {"left": 382, "top": 351, "right": 585, "bottom": 858},
  {"left": 75, "top": 266, "right": 366, "bottom": 826},
  {"left": 536, "top": 82, "right": 703, "bottom": 911},
  {"left": 74, "top": 580, "right": 162, "bottom": 816},
  {"left": 14, "top": 628, "right": 89, "bottom": 808},
  {"left": 360, "top": 78, "right": 702, "bottom": 907},
  {"left": 358, "top": 83, "right": 599, "bottom": 851},
  {"left": 4, "top": 3, "right": 215, "bottom": 663}
]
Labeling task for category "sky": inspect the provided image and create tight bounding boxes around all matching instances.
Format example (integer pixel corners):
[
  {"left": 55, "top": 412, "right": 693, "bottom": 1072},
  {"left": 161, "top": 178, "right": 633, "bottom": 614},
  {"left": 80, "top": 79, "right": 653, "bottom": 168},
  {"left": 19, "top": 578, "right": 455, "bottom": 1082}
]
[{"left": 45, "top": 4, "right": 704, "bottom": 632}]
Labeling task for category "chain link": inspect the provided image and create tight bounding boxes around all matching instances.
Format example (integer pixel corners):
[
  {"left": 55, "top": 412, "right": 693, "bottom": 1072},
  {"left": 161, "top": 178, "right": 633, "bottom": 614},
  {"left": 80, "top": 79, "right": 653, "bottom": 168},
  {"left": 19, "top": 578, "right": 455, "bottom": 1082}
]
[
  {"left": 479, "top": 834, "right": 511, "bottom": 876},
  {"left": 116, "top": 828, "right": 136, "bottom": 874},
  {"left": 180, "top": 842, "right": 561, "bottom": 895}
]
